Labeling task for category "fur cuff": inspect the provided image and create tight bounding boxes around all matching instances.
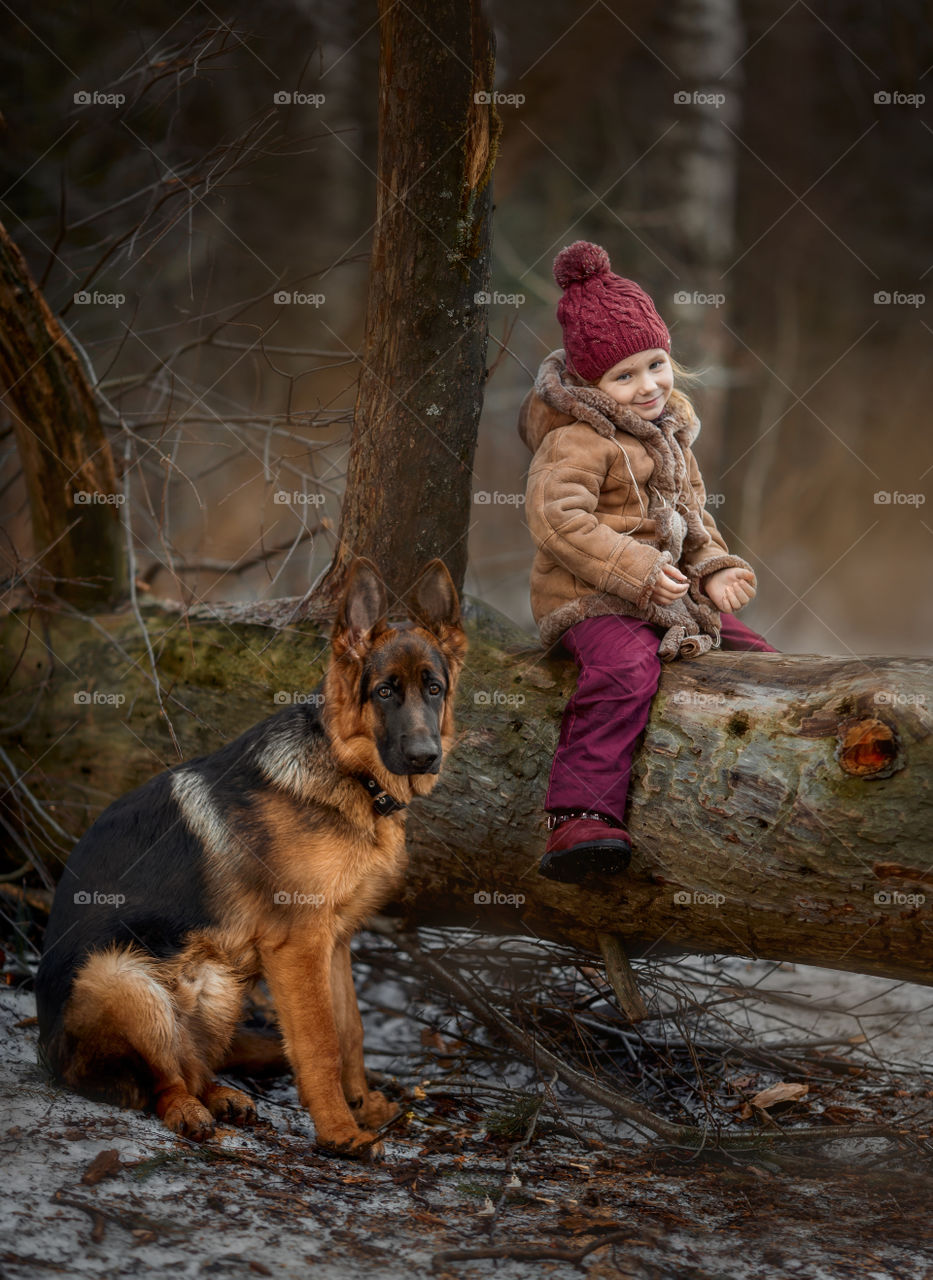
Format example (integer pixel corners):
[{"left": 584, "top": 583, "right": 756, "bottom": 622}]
[
  {"left": 686, "top": 555, "right": 754, "bottom": 609},
  {"left": 635, "top": 551, "right": 672, "bottom": 611}
]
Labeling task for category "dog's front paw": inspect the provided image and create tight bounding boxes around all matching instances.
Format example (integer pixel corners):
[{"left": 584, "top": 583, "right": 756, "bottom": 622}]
[
  {"left": 203, "top": 1084, "right": 258, "bottom": 1126},
  {"left": 357, "top": 1090, "right": 399, "bottom": 1129},
  {"left": 160, "top": 1095, "right": 216, "bottom": 1142},
  {"left": 316, "top": 1123, "right": 385, "bottom": 1162}
]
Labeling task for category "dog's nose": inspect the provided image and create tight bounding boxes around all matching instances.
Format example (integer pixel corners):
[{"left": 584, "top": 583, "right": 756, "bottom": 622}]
[{"left": 405, "top": 746, "right": 440, "bottom": 773}]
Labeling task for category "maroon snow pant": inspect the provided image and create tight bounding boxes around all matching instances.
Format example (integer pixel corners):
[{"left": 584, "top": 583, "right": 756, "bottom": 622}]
[{"left": 545, "top": 614, "right": 778, "bottom": 827}]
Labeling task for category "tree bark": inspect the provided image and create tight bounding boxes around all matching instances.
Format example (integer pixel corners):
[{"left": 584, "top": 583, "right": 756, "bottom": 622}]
[
  {"left": 315, "top": 0, "right": 499, "bottom": 610},
  {"left": 0, "top": 220, "right": 127, "bottom": 609},
  {"left": 3, "top": 599, "right": 931, "bottom": 986}
]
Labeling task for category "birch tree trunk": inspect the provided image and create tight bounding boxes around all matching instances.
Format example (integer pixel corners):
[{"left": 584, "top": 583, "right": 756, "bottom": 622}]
[{"left": 636, "top": 0, "right": 744, "bottom": 461}]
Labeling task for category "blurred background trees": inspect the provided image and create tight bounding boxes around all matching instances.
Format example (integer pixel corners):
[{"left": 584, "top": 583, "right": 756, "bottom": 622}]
[{"left": 1, "top": 0, "right": 931, "bottom": 652}]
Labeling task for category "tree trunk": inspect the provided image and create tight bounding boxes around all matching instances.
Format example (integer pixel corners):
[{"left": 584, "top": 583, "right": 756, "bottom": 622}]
[
  {"left": 0, "top": 220, "right": 127, "bottom": 609},
  {"left": 3, "top": 599, "right": 931, "bottom": 986},
  {"left": 635, "top": 0, "right": 744, "bottom": 462},
  {"left": 315, "top": 0, "right": 499, "bottom": 610}
]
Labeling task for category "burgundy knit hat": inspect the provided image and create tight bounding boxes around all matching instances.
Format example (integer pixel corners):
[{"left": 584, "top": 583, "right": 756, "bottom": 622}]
[{"left": 554, "top": 241, "right": 670, "bottom": 382}]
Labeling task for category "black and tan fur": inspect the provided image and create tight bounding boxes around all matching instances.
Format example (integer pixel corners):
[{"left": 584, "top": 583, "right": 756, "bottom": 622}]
[{"left": 36, "top": 558, "right": 467, "bottom": 1158}]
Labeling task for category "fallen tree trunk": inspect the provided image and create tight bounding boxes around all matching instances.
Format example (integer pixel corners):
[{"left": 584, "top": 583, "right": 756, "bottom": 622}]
[{"left": 1, "top": 598, "right": 931, "bottom": 984}]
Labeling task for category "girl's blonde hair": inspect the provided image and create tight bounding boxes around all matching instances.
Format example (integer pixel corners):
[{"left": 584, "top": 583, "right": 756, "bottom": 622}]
[{"left": 668, "top": 353, "right": 706, "bottom": 389}]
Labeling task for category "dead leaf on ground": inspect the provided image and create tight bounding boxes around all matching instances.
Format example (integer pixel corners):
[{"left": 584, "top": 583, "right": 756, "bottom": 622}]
[
  {"left": 81, "top": 1148, "right": 123, "bottom": 1185},
  {"left": 750, "top": 1082, "right": 809, "bottom": 1110},
  {"left": 727, "top": 1074, "right": 758, "bottom": 1092}
]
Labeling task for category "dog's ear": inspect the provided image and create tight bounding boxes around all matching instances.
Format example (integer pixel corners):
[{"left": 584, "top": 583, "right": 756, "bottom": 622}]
[
  {"left": 404, "top": 560, "right": 468, "bottom": 667},
  {"left": 332, "top": 558, "right": 388, "bottom": 660},
  {"left": 404, "top": 559, "right": 460, "bottom": 632}
]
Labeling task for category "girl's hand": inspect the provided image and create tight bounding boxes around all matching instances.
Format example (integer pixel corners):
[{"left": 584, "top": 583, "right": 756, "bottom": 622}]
[
  {"left": 703, "top": 567, "right": 756, "bottom": 612},
  {"left": 650, "top": 564, "right": 690, "bottom": 606}
]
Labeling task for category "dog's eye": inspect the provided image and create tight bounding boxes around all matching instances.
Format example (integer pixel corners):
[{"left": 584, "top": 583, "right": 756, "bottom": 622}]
[
  {"left": 376, "top": 685, "right": 393, "bottom": 699},
  {"left": 427, "top": 682, "right": 442, "bottom": 696}
]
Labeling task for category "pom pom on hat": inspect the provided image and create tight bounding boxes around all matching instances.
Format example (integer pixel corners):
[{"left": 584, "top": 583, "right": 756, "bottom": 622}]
[
  {"left": 553, "top": 241, "right": 611, "bottom": 290},
  {"left": 552, "top": 240, "right": 670, "bottom": 382}
]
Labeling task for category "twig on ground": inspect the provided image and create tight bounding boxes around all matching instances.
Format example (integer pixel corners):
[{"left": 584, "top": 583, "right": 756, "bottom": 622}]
[
  {"left": 432, "top": 1226, "right": 666, "bottom": 1273},
  {"left": 374, "top": 921, "right": 904, "bottom": 1154}
]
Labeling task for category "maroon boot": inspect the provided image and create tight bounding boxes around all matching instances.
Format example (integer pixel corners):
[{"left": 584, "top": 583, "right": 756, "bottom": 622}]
[{"left": 538, "top": 811, "right": 631, "bottom": 884}]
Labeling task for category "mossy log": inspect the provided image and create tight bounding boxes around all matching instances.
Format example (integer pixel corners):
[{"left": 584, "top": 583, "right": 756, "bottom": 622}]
[{"left": 2, "top": 598, "right": 931, "bottom": 985}]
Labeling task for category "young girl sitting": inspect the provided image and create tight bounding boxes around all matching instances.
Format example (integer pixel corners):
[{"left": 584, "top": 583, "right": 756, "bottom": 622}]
[{"left": 520, "top": 240, "right": 777, "bottom": 884}]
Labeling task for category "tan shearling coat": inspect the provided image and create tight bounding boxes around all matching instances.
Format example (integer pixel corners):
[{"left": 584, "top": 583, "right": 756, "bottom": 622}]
[{"left": 521, "top": 350, "right": 755, "bottom": 660}]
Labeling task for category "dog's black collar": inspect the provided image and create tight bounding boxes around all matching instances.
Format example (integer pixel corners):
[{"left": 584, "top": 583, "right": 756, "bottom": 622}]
[{"left": 353, "top": 772, "right": 407, "bottom": 817}]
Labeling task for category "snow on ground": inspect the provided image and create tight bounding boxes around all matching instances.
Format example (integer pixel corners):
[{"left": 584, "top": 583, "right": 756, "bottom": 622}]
[
  {"left": 2, "top": 953, "right": 932, "bottom": 1280},
  {"left": 663, "top": 954, "right": 933, "bottom": 1068}
]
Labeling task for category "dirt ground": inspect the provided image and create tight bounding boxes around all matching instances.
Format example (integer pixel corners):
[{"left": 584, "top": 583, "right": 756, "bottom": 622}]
[{"left": 3, "top": 949, "right": 933, "bottom": 1280}]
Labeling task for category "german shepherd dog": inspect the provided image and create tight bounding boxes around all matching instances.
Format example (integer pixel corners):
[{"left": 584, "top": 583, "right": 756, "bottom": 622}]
[{"left": 36, "top": 558, "right": 466, "bottom": 1158}]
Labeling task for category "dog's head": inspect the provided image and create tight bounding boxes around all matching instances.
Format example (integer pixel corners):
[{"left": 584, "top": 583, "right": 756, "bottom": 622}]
[{"left": 324, "top": 558, "right": 467, "bottom": 792}]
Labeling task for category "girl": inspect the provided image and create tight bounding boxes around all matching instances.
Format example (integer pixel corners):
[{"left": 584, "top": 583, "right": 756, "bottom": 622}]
[{"left": 520, "top": 241, "right": 777, "bottom": 884}]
